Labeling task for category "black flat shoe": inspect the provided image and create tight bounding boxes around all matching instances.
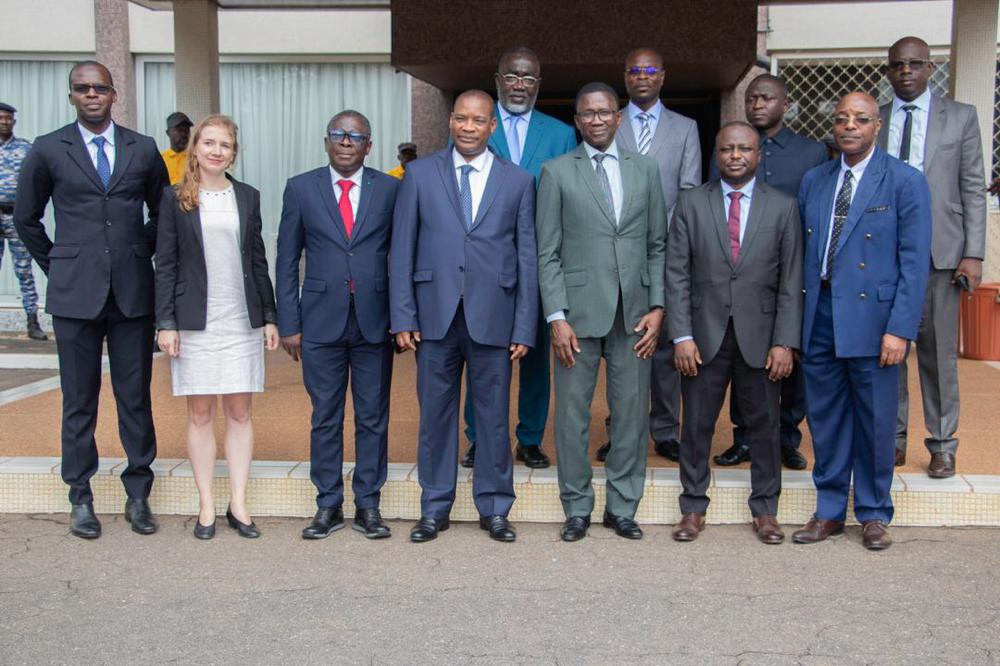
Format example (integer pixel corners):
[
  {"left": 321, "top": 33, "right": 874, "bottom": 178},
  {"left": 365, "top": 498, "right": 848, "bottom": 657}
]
[
  {"left": 70, "top": 503, "right": 101, "bottom": 539},
  {"left": 713, "top": 442, "right": 750, "bottom": 466},
  {"left": 654, "top": 439, "right": 680, "bottom": 462},
  {"left": 193, "top": 519, "right": 216, "bottom": 540},
  {"left": 302, "top": 506, "right": 345, "bottom": 539},
  {"left": 781, "top": 447, "right": 808, "bottom": 470},
  {"left": 595, "top": 441, "right": 611, "bottom": 462},
  {"left": 410, "top": 516, "right": 449, "bottom": 543},
  {"left": 226, "top": 506, "right": 260, "bottom": 538},
  {"left": 515, "top": 444, "right": 550, "bottom": 469},
  {"left": 460, "top": 442, "right": 476, "bottom": 469},
  {"left": 124, "top": 497, "right": 158, "bottom": 535},
  {"left": 353, "top": 507, "right": 391, "bottom": 539},
  {"left": 603, "top": 510, "right": 643, "bottom": 539},
  {"left": 560, "top": 515, "right": 590, "bottom": 542},
  {"left": 479, "top": 515, "right": 516, "bottom": 542}
]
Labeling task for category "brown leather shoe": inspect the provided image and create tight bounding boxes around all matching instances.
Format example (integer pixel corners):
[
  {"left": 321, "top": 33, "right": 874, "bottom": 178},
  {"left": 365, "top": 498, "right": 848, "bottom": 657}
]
[
  {"left": 861, "top": 520, "right": 892, "bottom": 550},
  {"left": 791, "top": 516, "right": 845, "bottom": 544},
  {"left": 894, "top": 448, "right": 906, "bottom": 467},
  {"left": 752, "top": 515, "right": 784, "bottom": 545},
  {"left": 671, "top": 513, "right": 705, "bottom": 542},
  {"left": 927, "top": 452, "right": 956, "bottom": 478}
]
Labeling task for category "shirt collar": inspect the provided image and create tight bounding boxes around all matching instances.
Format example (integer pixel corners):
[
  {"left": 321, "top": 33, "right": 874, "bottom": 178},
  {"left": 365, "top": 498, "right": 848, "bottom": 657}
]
[
  {"left": 329, "top": 165, "right": 364, "bottom": 188},
  {"left": 583, "top": 141, "right": 620, "bottom": 161},
  {"left": 839, "top": 145, "right": 875, "bottom": 180},
  {"left": 78, "top": 121, "right": 115, "bottom": 147},
  {"left": 627, "top": 100, "right": 662, "bottom": 122},
  {"left": 498, "top": 104, "right": 532, "bottom": 127},
  {"left": 892, "top": 87, "right": 931, "bottom": 115},
  {"left": 721, "top": 177, "right": 756, "bottom": 200},
  {"left": 452, "top": 147, "right": 492, "bottom": 173}
]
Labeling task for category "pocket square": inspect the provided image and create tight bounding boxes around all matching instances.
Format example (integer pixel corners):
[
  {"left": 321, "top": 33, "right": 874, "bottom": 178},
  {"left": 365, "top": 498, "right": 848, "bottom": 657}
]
[{"left": 865, "top": 205, "right": 891, "bottom": 213}]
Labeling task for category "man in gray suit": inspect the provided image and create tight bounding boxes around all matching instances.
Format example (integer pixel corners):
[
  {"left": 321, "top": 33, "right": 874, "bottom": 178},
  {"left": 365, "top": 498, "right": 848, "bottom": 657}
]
[
  {"left": 536, "top": 82, "right": 666, "bottom": 542},
  {"left": 667, "top": 122, "right": 802, "bottom": 544},
  {"left": 598, "top": 47, "right": 702, "bottom": 463},
  {"left": 878, "top": 36, "right": 987, "bottom": 478}
]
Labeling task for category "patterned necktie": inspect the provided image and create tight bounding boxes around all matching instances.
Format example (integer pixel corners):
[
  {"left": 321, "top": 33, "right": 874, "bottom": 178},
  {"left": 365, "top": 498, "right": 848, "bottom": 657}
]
[
  {"left": 459, "top": 164, "right": 474, "bottom": 229},
  {"left": 592, "top": 153, "right": 615, "bottom": 221},
  {"left": 636, "top": 112, "right": 652, "bottom": 155},
  {"left": 507, "top": 115, "right": 522, "bottom": 165},
  {"left": 825, "top": 169, "right": 854, "bottom": 279},
  {"left": 92, "top": 136, "right": 111, "bottom": 190},
  {"left": 727, "top": 192, "right": 743, "bottom": 264},
  {"left": 898, "top": 104, "right": 917, "bottom": 163},
  {"left": 337, "top": 179, "right": 354, "bottom": 238}
]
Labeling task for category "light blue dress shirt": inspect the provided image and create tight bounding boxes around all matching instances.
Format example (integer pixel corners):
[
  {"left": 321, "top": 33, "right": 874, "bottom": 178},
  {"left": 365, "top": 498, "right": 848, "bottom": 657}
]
[
  {"left": 498, "top": 105, "right": 531, "bottom": 165},
  {"left": 627, "top": 100, "right": 663, "bottom": 143},
  {"left": 887, "top": 88, "right": 931, "bottom": 172}
]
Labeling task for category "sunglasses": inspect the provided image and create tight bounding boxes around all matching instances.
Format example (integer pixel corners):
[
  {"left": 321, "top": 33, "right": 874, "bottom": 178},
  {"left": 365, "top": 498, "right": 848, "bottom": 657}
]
[
  {"left": 71, "top": 83, "right": 114, "bottom": 95},
  {"left": 833, "top": 115, "right": 876, "bottom": 126},
  {"left": 888, "top": 59, "right": 930, "bottom": 71},
  {"left": 625, "top": 66, "right": 663, "bottom": 76},
  {"left": 327, "top": 130, "right": 370, "bottom": 145}
]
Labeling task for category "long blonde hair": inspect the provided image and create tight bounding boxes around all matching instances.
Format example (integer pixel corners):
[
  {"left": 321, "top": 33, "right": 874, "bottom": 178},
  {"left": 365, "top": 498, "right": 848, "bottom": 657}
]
[{"left": 175, "top": 114, "right": 239, "bottom": 212}]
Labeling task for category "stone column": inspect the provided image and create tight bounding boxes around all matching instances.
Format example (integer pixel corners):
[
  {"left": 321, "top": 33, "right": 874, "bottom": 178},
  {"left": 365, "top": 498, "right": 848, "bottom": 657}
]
[
  {"left": 719, "top": 5, "right": 770, "bottom": 125},
  {"left": 949, "top": 0, "right": 998, "bottom": 179},
  {"left": 410, "top": 78, "right": 451, "bottom": 155},
  {"left": 94, "top": 0, "right": 136, "bottom": 129},
  {"left": 173, "top": 0, "right": 220, "bottom": 123}
]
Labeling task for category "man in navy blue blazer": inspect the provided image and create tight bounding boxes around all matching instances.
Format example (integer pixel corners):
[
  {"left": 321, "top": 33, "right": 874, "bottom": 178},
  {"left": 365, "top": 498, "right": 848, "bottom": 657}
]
[
  {"left": 793, "top": 93, "right": 931, "bottom": 551},
  {"left": 276, "top": 110, "right": 399, "bottom": 540},
  {"left": 390, "top": 90, "right": 538, "bottom": 543}
]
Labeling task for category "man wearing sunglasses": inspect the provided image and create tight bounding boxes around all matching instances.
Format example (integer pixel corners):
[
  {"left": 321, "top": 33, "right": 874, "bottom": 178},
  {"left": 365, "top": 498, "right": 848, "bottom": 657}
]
[
  {"left": 458, "top": 46, "right": 576, "bottom": 472},
  {"left": 14, "top": 61, "right": 170, "bottom": 539},
  {"left": 877, "top": 36, "right": 987, "bottom": 479},
  {"left": 276, "top": 111, "right": 399, "bottom": 540}
]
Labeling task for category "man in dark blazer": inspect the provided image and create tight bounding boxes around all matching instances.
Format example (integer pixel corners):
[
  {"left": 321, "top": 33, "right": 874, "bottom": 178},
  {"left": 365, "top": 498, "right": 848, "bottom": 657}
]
[
  {"left": 536, "top": 82, "right": 666, "bottom": 542},
  {"left": 14, "top": 61, "right": 169, "bottom": 539},
  {"left": 460, "top": 45, "right": 576, "bottom": 471},
  {"left": 793, "top": 93, "right": 931, "bottom": 551},
  {"left": 878, "top": 36, "right": 987, "bottom": 478},
  {"left": 390, "top": 90, "right": 537, "bottom": 544},
  {"left": 667, "top": 122, "right": 803, "bottom": 544},
  {"left": 276, "top": 110, "right": 399, "bottom": 540}
]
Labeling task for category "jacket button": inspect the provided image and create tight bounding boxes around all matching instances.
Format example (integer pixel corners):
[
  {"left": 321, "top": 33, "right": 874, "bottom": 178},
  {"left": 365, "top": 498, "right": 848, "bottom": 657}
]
[
  {"left": 105, "top": 220, "right": 111, "bottom": 226},
  {"left": 458, "top": 266, "right": 464, "bottom": 272},
  {"left": 859, "top": 292, "right": 867, "bottom": 299},
  {"left": 865, "top": 233, "right": 872, "bottom": 240},
  {"left": 802, "top": 289, "right": 807, "bottom": 294},
  {"left": 348, "top": 251, "right": 354, "bottom": 257},
  {"left": 807, "top": 228, "right": 812, "bottom": 234},
  {"left": 344, "top": 280, "right": 349, "bottom": 285},
  {"left": 858, "top": 262, "right": 866, "bottom": 269},
  {"left": 104, "top": 247, "right": 109, "bottom": 253},
  {"left": 730, "top": 274, "right": 737, "bottom": 280}
]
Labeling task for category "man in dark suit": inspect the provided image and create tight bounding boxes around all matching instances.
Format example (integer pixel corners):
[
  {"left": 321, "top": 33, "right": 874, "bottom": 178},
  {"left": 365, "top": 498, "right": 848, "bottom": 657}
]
[
  {"left": 711, "top": 74, "right": 828, "bottom": 471},
  {"left": 460, "top": 45, "right": 576, "bottom": 471},
  {"left": 276, "top": 110, "right": 398, "bottom": 540},
  {"left": 793, "top": 93, "right": 931, "bottom": 551},
  {"left": 390, "top": 90, "right": 537, "bottom": 544},
  {"left": 667, "top": 122, "right": 803, "bottom": 544},
  {"left": 14, "top": 61, "right": 169, "bottom": 539},
  {"left": 878, "top": 36, "right": 987, "bottom": 478}
]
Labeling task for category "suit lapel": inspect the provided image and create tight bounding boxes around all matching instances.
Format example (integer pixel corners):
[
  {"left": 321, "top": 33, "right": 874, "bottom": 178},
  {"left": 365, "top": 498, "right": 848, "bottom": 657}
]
[
  {"left": 519, "top": 112, "right": 543, "bottom": 169},
  {"left": 233, "top": 180, "right": 250, "bottom": 250},
  {"left": 573, "top": 146, "right": 616, "bottom": 228},
  {"left": 472, "top": 156, "right": 507, "bottom": 229},
  {"left": 736, "top": 182, "right": 767, "bottom": 266},
  {"left": 616, "top": 118, "right": 638, "bottom": 152},
  {"left": 617, "top": 153, "right": 635, "bottom": 226},
  {"left": 190, "top": 205, "right": 205, "bottom": 253},
  {"left": 61, "top": 125, "right": 105, "bottom": 192},
  {"left": 814, "top": 160, "right": 840, "bottom": 264},
  {"left": 707, "top": 181, "right": 735, "bottom": 269},
  {"left": 315, "top": 169, "right": 349, "bottom": 246},
  {"left": 647, "top": 107, "right": 672, "bottom": 158},
  {"left": 835, "top": 149, "right": 886, "bottom": 260},
  {"left": 877, "top": 104, "right": 891, "bottom": 151},
  {"left": 923, "top": 95, "right": 946, "bottom": 170},
  {"left": 350, "top": 167, "right": 377, "bottom": 243},
  {"left": 106, "top": 125, "right": 135, "bottom": 193},
  {"left": 436, "top": 151, "right": 466, "bottom": 231},
  {"left": 489, "top": 107, "right": 511, "bottom": 159}
]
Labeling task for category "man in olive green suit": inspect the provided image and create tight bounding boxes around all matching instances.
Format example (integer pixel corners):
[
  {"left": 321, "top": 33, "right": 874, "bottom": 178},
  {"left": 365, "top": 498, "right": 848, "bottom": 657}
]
[{"left": 536, "top": 82, "right": 667, "bottom": 542}]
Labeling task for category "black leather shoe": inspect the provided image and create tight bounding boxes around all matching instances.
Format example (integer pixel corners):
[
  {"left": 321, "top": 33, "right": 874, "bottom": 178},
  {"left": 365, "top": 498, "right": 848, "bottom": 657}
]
[
  {"left": 515, "top": 444, "right": 550, "bottom": 469},
  {"left": 124, "top": 498, "right": 158, "bottom": 535},
  {"left": 714, "top": 442, "right": 750, "bottom": 466},
  {"left": 595, "top": 441, "right": 611, "bottom": 462},
  {"left": 781, "top": 447, "right": 808, "bottom": 470},
  {"left": 560, "top": 515, "right": 590, "bottom": 542},
  {"left": 226, "top": 506, "right": 260, "bottom": 538},
  {"left": 70, "top": 503, "right": 101, "bottom": 539},
  {"left": 654, "top": 439, "right": 680, "bottom": 462},
  {"left": 479, "top": 515, "right": 516, "bottom": 542},
  {"left": 410, "top": 516, "right": 449, "bottom": 543},
  {"left": 602, "top": 510, "right": 643, "bottom": 539},
  {"left": 353, "top": 507, "right": 391, "bottom": 539},
  {"left": 460, "top": 442, "right": 476, "bottom": 469},
  {"left": 193, "top": 519, "right": 215, "bottom": 540},
  {"left": 302, "top": 506, "right": 345, "bottom": 539}
]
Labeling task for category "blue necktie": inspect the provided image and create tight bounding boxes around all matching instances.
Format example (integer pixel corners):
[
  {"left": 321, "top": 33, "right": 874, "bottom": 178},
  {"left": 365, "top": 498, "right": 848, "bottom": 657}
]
[
  {"left": 506, "top": 115, "right": 522, "bottom": 165},
  {"left": 459, "top": 164, "right": 474, "bottom": 229},
  {"left": 92, "top": 136, "right": 111, "bottom": 190}
]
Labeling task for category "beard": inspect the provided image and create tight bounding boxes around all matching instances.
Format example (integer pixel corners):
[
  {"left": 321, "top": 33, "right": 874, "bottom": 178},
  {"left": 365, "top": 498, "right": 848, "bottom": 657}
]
[{"left": 495, "top": 83, "right": 534, "bottom": 115}]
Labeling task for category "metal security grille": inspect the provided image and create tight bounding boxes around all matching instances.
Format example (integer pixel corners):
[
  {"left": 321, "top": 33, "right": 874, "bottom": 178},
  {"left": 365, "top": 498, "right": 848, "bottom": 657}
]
[{"left": 993, "top": 58, "right": 1000, "bottom": 180}]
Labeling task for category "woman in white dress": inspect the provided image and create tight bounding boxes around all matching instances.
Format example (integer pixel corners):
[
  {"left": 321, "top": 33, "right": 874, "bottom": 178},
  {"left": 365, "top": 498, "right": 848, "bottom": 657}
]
[{"left": 154, "top": 114, "right": 279, "bottom": 539}]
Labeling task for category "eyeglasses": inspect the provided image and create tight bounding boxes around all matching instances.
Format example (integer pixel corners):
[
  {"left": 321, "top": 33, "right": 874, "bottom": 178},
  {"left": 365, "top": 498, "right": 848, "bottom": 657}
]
[
  {"left": 888, "top": 59, "right": 929, "bottom": 71},
  {"left": 576, "top": 109, "right": 617, "bottom": 122},
  {"left": 833, "top": 114, "right": 876, "bottom": 126},
  {"left": 327, "top": 130, "right": 370, "bottom": 144},
  {"left": 625, "top": 66, "right": 663, "bottom": 76},
  {"left": 498, "top": 73, "right": 539, "bottom": 87},
  {"left": 71, "top": 83, "right": 114, "bottom": 95}
]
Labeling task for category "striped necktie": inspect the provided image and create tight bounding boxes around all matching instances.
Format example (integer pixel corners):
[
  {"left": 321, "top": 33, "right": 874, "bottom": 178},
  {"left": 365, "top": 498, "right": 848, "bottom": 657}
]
[{"left": 636, "top": 112, "right": 652, "bottom": 155}]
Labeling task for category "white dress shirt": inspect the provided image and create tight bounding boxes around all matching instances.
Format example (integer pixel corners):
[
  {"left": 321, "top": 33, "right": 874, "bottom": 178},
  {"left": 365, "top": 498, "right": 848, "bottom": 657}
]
[
  {"left": 77, "top": 121, "right": 116, "bottom": 173},
  {"left": 452, "top": 147, "right": 493, "bottom": 220},
  {"left": 887, "top": 88, "right": 931, "bottom": 172},
  {"left": 330, "top": 165, "right": 363, "bottom": 211},
  {"left": 627, "top": 100, "right": 664, "bottom": 143},
  {"left": 821, "top": 147, "right": 875, "bottom": 278},
  {"left": 498, "top": 105, "right": 531, "bottom": 162}
]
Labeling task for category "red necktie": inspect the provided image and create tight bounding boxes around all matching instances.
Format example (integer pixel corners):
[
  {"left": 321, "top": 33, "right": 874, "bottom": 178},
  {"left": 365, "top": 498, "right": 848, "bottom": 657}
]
[
  {"left": 727, "top": 191, "right": 742, "bottom": 264},
  {"left": 337, "top": 179, "right": 354, "bottom": 238}
]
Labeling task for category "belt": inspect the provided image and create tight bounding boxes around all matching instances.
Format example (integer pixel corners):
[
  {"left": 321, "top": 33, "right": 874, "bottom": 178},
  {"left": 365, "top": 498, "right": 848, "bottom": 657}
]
[{"left": 0, "top": 203, "right": 13, "bottom": 215}]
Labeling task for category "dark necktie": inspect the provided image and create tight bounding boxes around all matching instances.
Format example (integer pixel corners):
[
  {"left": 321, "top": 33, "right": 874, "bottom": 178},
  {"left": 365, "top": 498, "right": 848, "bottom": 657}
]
[
  {"left": 727, "top": 192, "right": 743, "bottom": 264},
  {"left": 898, "top": 104, "right": 917, "bottom": 163},
  {"left": 92, "top": 136, "right": 111, "bottom": 190},
  {"left": 825, "top": 170, "right": 854, "bottom": 279},
  {"left": 592, "top": 153, "right": 615, "bottom": 220},
  {"left": 459, "top": 164, "right": 474, "bottom": 229}
]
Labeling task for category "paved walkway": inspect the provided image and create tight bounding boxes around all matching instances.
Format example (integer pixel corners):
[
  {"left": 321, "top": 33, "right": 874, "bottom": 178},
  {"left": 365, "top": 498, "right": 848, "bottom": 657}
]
[{"left": 1, "top": 514, "right": 998, "bottom": 664}]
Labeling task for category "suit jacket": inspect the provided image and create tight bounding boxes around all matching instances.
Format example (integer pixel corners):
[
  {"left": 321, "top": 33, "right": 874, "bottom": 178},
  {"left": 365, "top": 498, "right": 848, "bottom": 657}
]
[
  {"left": 389, "top": 148, "right": 538, "bottom": 348},
  {"left": 616, "top": 105, "right": 701, "bottom": 215},
  {"left": 276, "top": 166, "right": 399, "bottom": 344},
  {"left": 665, "top": 180, "right": 803, "bottom": 368},
  {"left": 155, "top": 176, "right": 276, "bottom": 331},
  {"left": 799, "top": 147, "right": 932, "bottom": 358},
  {"left": 489, "top": 105, "right": 577, "bottom": 180},
  {"left": 14, "top": 122, "right": 169, "bottom": 319},
  {"left": 878, "top": 94, "right": 987, "bottom": 269},
  {"left": 536, "top": 144, "right": 667, "bottom": 338}
]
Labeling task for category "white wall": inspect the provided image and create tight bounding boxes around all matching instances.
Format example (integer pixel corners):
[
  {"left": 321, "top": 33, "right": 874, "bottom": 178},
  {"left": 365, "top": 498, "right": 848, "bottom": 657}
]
[{"left": 2, "top": 0, "right": 95, "bottom": 52}]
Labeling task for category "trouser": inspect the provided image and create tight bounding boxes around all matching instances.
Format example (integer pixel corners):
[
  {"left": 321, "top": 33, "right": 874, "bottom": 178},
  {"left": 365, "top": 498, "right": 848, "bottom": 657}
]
[
  {"left": 730, "top": 361, "right": 806, "bottom": 450},
  {"left": 0, "top": 211, "right": 40, "bottom": 315}
]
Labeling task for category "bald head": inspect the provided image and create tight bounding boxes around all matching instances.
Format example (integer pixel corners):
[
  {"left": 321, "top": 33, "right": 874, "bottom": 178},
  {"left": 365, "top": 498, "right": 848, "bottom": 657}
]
[
  {"left": 887, "top": 35, "right": 934, "bottom": 102},
  {"left": 833, "top": 92, "right": 882, "bottom": 165},
  {"left": 454, "top": 89, "right": 494, "bottom": 112}
]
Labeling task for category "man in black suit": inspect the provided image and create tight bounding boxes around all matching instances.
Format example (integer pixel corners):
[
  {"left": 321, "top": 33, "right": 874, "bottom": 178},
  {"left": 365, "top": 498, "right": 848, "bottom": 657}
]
[{"left": 14, "top": 61, "right": 169, "bottom": 539}]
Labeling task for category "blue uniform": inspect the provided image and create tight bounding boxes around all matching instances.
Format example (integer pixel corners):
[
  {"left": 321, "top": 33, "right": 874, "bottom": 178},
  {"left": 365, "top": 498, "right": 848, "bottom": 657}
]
[{"left": 0, "top": 136, "right": 39, "bottom": 315}]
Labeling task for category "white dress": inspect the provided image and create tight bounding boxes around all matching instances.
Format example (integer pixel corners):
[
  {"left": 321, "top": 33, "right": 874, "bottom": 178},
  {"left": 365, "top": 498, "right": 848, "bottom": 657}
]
[{"left": 171, "top": 186, "right": 265, "bottom": 396}]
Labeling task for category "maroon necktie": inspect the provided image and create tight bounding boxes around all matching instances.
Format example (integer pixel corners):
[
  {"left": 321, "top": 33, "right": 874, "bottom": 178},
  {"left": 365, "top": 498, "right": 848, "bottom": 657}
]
[{"left": 727, "top": 191, "right": 743, "bottom": 264}]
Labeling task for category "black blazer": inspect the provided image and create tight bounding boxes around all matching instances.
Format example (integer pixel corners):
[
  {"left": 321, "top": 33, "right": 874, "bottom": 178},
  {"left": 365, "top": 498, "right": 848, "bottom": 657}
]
[
  {"left": 13, "top": 122, "right": 170, "bottom": 319},
  {"left": 155, "top": 176, "right": 276, "bottom": 331}
]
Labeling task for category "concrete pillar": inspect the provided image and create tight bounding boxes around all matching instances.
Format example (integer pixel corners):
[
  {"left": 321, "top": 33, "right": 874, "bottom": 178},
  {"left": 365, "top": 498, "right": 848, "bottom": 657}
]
[
  {"left": 719, "top": 5, "right": 770, "bottom": 125},
  {"left": 410, "top": 78, "right": 451, "bottom": 155},
  {"left": 173, "top": 0, "right": 220, "bottom": 123},
  {"left": 949, "top": 0, "right": 998, "bottom": 178},
  {"left": 94, "top": 0, "right": 136, "bottom": 129}
]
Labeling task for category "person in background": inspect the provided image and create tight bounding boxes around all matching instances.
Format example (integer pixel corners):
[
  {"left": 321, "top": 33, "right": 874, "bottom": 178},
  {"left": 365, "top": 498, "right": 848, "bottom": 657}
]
[
  {"left": 386, "top": 142, "right": 417, "bottom": 180},
  {"left": 161, "top": 111, "right": 193, "bottom": 185}
]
